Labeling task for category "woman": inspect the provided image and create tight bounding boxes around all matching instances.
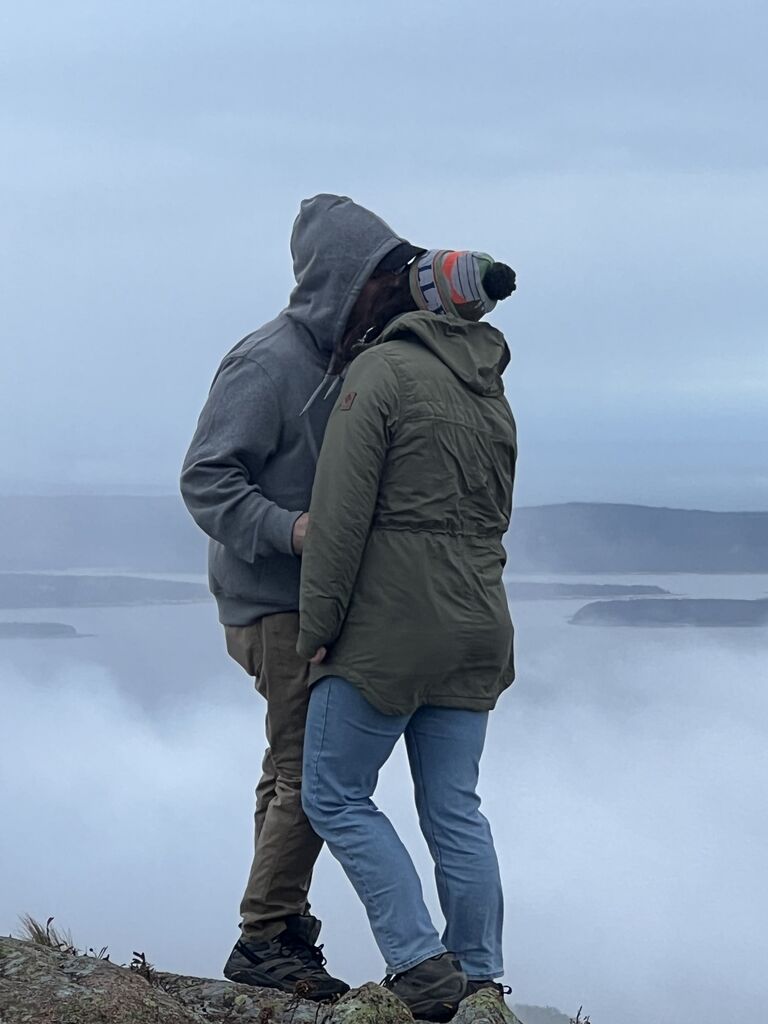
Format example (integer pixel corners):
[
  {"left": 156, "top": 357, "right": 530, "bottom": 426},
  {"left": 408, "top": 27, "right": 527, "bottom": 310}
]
[{"left": 297, "top": 248, "right": 517, "bottom": 1022}]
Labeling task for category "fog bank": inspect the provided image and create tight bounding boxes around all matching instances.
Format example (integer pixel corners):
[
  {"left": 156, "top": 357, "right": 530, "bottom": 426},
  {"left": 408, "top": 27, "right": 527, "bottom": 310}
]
[{"left": 2, "top": 628, "right": 766, "bottom": 1023}]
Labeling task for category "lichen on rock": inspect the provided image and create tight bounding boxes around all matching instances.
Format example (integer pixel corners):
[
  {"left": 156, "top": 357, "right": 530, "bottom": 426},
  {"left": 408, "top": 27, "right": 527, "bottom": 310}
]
[{"left": 0, "top": 936, "right": 522, "bottom": 1023}]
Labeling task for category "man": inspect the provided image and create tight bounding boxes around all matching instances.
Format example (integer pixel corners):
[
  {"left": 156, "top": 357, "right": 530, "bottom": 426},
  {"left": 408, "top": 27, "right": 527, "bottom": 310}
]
[{"left": 180, "top": 194, "right": 422, "bottom": 1000}]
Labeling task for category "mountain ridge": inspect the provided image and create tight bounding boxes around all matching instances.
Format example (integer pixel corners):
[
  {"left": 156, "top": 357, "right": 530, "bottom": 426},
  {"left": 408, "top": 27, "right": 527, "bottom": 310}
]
[{"left": 1, "top": 495, "right": 766, "bottom": 573}]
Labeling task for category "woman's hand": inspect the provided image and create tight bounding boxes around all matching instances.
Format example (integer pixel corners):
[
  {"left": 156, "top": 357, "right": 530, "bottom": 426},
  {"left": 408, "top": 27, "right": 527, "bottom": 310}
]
[
  {"left": 309, "top": 647, "right": 327, "bottom": 665},
  {"left": 292, "top": 512, "right": 310, "bottom": 555}
]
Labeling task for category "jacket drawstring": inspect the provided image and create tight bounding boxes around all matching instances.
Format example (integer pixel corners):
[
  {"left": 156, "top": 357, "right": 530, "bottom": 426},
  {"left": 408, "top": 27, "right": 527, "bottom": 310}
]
[
  {"left": 323, "top": 376, "right": 341, "bottom": 401},
  {"left": 300, "top": 373, "right": 333, "bottom": 417},
  {"left": 301, "top": 354, "right": 346, "bottom": 463}
]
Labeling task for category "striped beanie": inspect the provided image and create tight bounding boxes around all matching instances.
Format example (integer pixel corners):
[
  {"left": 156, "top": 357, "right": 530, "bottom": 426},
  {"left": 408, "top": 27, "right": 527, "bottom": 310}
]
[{"left": 409, "top": 249, "right": 515, "bottom": 321}]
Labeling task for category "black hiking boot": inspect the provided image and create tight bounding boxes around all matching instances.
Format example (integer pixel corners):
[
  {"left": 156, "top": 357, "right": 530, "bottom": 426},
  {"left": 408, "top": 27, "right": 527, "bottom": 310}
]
[
  {"left": 383, "top": 952, "right": 467, "bottom": 1022},
  {"left": 465, "top": 979, "right": 512, "bottom": 1002},
  {"left": 223, "top": 914, "right": 349, "bottom": 1002},
  {"left": 284, "top": 912, "right": 321, "bottom": 947}
]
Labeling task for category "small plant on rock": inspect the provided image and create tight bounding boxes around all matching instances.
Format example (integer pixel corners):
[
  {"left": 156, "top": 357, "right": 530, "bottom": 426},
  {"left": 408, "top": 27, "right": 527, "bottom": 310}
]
[
  {"left": 129, "top": 950, "right": 157, "bottom": 985},
  {"left": 16, "top": 914, "right": 112, "bottom": 960},
  {"left": 17, "top": 915, "right": 79, "bottom": 955}
]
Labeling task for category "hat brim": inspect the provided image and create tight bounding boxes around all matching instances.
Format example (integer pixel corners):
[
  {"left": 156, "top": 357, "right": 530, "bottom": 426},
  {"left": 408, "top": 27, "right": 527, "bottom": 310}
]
[{"left": 375, "top": 241, "right": 426, "bottom": 274}]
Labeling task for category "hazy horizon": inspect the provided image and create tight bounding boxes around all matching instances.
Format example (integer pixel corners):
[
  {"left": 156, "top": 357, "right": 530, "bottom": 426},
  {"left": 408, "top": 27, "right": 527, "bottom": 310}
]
[{"left": 1, "top": 488, "right": 766, "bottom": 515}]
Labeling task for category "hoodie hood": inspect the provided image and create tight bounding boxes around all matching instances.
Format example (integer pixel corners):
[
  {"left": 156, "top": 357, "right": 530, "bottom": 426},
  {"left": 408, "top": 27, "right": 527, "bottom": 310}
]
[
  {"left": 376, "top": 310, "right": 510, "bottom": 396},
  {"left": 285, "top": 194, "right": 409, "bottom": 355}
]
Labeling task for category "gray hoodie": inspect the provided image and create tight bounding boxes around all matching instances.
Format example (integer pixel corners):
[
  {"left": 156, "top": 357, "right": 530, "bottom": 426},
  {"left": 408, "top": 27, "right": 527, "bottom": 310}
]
[{"left": 180, "top": 194, "right": 409, "bottom": 625}]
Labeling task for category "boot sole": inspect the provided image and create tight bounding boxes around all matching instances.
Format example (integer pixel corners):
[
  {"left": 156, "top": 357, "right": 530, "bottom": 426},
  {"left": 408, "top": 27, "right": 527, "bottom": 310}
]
[
  {"left": 391, "top": 984, "right": 466, "bottom": 1021},
  {"left": 223, "top": 961, "right": 349, "bottom": 1001},
  {"left": 410, "top": 1000, "right": 462, "bottom": 1023}
]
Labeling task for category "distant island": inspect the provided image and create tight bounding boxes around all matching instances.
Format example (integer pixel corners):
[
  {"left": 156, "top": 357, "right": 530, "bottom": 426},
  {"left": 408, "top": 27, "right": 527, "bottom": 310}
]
[
  {"left": 0, "top": 622, "right": 82, "bottom": 639},
  {"left": 506, "top": 581, "right": 669, "bottom": 600},
  {"left": 0, "top": 573, "right": 211, "bottom": 609},
  {"left": 1, "top": 496, "right": 767, "bottom": 573},
  {"left": 508, "top": 502, "right": 768, "bottom": 573},
  {"left": 571, "top": 597, "right": 768, "bottom": 627}
]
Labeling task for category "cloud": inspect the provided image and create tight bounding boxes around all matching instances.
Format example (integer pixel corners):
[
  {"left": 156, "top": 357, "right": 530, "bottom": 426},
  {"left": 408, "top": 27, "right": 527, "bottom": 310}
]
[
  {"left": 2, "top": 621, "right": 767, "bottom": 1023},
  {"left": 490, "top": 634, "right": 768, "bottom": 1021}
]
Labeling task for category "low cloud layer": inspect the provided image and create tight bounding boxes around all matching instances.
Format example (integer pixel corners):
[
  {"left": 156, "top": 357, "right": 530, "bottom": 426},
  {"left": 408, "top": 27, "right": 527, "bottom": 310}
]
[{"left": 2, "top": 616, "right": 766, "bottom": 1023}]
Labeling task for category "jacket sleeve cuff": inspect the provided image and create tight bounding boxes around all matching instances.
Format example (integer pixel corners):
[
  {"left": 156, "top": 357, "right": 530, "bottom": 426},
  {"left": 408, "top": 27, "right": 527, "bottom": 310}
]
[
  {"left": 296, "top": 632, "right": 322, "bottom": 661},
  {"left": 262, "top": 505, "right": 304, "bottom": 557}
]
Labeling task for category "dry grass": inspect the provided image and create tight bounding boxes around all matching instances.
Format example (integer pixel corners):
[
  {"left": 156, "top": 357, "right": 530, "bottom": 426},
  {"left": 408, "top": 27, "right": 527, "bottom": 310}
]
[
  {"left": 16, "top": 915, "right": 110, "bottom": 961},
  {"left": 16, "top": 915, "right": 79, "bottom": 955}
]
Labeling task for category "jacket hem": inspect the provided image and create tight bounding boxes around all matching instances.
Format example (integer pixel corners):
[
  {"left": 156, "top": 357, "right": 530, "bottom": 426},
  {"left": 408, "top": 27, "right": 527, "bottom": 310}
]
[
  {"left": 309, "top": 661, "right": 513, "bottom": 716},
  {"left": 214, "top": 592, "right": 300, "bottom": 627}
]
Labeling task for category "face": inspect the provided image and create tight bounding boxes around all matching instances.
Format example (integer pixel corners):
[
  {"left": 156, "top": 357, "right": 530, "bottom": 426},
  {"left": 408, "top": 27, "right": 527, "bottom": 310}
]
[{"left": 337, "top": 269, "right": 416, "bottom": 367}]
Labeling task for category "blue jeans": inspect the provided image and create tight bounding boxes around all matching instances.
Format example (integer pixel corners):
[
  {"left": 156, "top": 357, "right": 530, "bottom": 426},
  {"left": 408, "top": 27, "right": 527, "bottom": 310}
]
[{"left": 302, "top": 676, "right": 504, "bottom": 978}]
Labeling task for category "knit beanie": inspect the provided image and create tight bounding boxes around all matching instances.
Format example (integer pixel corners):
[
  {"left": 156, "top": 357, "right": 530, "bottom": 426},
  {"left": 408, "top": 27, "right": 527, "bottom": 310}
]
[{"left": 409, "top": 249, "right": 516, "bottom": 321}]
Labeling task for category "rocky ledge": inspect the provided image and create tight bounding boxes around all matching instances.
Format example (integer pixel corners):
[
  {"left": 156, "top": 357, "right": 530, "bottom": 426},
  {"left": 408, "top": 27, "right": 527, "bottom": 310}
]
[{"left": 0, "top": 937, "right": 522, "bottom": 1024}]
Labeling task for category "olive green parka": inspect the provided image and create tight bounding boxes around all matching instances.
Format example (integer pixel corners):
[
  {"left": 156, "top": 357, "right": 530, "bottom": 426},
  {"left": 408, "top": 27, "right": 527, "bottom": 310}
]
[{"left": 296, "top": 310, "right": 516, "bottom": 715}]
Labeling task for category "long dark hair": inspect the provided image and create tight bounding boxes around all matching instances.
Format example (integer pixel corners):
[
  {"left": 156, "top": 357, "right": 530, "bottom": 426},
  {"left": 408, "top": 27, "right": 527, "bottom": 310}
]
[{"left": 334, "top": 268, "right": 417, "bottom": 371}]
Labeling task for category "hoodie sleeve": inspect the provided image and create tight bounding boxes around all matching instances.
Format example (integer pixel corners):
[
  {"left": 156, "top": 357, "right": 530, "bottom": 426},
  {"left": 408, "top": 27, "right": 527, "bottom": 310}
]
[
  {"left": 297, "top": 352, "right": 399, "bottom": 659},
  {"left": 180, "top": 356, "right": 303, "bottom": 561}
]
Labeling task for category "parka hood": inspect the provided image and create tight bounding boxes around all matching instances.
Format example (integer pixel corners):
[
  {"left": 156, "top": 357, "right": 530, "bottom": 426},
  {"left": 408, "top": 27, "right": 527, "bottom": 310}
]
[
  {"left": 285, "top": 194, "right": 409, "bottom": 355},
  {"left": 376, "top": 310, "right": 510, "bottom": 396}
]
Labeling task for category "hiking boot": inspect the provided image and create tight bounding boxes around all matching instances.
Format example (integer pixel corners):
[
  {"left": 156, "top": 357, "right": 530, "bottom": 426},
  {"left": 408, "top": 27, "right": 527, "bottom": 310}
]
[
  {"left": 283, "top": 912, "right": 321, "bottom": 947},
  {"left": 465, "top": 979, "right": 512, "bottom": 1002},
  {"left": 383, "top": 952, "right": 467, "bottom": 1022},
  {"left": 223, "top": 918, "right": 349, "bottom": 1001}
]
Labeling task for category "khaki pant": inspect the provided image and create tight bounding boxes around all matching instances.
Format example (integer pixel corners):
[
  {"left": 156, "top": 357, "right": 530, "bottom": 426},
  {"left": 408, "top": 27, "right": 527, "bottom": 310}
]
[{"left": 224, "top": 612, "right": 323, "bottom": 940}]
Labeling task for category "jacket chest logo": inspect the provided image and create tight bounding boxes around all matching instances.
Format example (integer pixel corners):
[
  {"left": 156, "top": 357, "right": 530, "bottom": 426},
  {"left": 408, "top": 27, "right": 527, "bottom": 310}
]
[{"left": 340, "top": 391, "right": 357, "bottom": 411}]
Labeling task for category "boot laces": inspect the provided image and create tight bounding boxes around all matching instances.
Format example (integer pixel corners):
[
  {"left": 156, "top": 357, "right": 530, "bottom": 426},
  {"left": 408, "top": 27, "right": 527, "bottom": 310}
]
[
  {"left": 279, "top": 930, "right": 328, "bottom": 969},
  {"left": 469, "top": 980, "right": 512, "bottom": 998}
]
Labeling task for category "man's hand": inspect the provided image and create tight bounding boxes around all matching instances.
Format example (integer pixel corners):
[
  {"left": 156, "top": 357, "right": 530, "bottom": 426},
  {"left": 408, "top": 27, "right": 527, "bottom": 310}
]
[
  {"left": 309, "top": 647, "right": 327, "bottom": 665},
  {"left": 292, "top": 513, "right": 309, "bottom": 555}
]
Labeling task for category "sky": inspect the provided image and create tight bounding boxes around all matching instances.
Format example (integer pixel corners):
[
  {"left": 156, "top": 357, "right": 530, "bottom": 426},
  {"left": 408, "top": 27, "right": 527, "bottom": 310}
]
[{"left": 2, "top": 0, "right": 767, "bottom": 508}]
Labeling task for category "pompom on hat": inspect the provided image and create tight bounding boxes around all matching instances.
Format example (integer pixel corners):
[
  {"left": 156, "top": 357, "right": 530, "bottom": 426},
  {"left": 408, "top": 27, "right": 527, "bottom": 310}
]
[{"left": 409, "top": 249, "right": 516, "bottom": 322}]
